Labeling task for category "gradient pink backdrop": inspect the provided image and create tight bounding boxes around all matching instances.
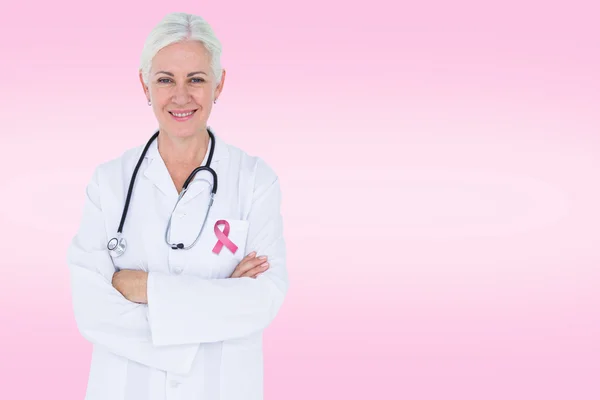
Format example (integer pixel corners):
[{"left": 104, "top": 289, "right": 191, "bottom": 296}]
[{"left": 1, "top": 1, "right": 599, "bottom": 399}]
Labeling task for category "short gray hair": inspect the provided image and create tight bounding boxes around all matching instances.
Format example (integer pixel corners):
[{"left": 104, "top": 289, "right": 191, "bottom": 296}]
[{"left": 139, "top": 12, "right": 223, "bottom": 89}]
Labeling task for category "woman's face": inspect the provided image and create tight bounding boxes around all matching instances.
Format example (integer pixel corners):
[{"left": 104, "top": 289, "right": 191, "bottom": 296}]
[{"left": 140, "top": 40, "right": 225, "bottom": 139}]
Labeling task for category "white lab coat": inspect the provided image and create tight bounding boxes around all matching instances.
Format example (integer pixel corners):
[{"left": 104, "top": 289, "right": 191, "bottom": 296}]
[{"left": 67, "top": 130, "right": 289, "bottom": 400}]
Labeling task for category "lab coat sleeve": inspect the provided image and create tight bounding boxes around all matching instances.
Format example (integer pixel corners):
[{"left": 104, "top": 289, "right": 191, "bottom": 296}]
[
  {"left": 147, "top": 159, "right": 289, "bottom": 345},
  {"left": 67, "top": 166, "right": 199, "bottom": 374}
]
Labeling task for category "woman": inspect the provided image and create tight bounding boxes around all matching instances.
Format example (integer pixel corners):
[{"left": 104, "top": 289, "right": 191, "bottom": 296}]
[{"left": 67, "top": 12, "right": 288, "bottom": 400}]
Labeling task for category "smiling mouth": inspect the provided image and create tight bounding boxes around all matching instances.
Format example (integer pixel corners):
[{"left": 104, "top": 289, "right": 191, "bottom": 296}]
[{"left": 169, "top": 110, "right": 197, "bottom": 117}]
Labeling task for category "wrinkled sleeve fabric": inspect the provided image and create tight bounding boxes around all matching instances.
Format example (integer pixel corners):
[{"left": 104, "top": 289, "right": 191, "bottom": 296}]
[
  {"left": 147, "top": 158, "right": 289, "bottom": 346},
  {"left": 67, "top": 166, "right": 199, "bottom": 374}
]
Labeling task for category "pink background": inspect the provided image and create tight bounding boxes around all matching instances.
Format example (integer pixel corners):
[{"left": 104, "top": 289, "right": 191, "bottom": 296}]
[{"left": 1, "top": 1, "right": 599, "bottom": 399}]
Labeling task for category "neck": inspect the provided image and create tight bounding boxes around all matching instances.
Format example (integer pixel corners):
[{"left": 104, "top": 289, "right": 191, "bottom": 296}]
[{"left": 158, "top": 128, "right": 209, "bottom": 167}]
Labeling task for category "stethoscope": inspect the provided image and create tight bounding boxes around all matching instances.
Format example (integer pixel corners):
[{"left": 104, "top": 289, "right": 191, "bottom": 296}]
[{"left": 107, "top": 128, "right": 218, "bottom": 258}]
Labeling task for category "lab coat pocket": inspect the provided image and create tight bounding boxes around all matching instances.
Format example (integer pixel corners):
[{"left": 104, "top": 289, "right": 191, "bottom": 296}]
[{"left": 189, "top": 217, "right": 249, "bottom": 279}]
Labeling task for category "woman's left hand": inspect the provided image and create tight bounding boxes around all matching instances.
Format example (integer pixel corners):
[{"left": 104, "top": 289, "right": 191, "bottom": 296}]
[{"left": 112, "top": 270, "right": 148, "bottom": 304}]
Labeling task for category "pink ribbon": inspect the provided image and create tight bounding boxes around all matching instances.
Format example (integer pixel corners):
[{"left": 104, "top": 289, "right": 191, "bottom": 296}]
[{"left": 212, "top": 219, "right": 238, "bottom": 254}]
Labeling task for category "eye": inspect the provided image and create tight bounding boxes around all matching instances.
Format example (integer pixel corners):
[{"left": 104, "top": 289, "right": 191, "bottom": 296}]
[{"left": 157, "top": 77, "right": 204, "bottom": 84}]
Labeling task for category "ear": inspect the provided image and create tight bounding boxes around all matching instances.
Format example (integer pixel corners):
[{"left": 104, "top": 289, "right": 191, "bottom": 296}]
[
  {"left": 139, "top": 70, "right": 149, "bottom": 101},
  {"left": 215, "top": 69, "right": 226, "bottom": 100}
]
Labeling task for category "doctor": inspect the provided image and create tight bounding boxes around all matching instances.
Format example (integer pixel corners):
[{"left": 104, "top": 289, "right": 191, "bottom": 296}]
[{"left": 67, "top": 12, "right": 288, "bottom": 400}]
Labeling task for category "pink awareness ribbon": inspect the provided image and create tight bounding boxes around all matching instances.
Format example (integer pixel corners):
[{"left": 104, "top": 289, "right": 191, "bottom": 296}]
[{"left": 212, "top": 219, "right": 238, "bottom": 254}]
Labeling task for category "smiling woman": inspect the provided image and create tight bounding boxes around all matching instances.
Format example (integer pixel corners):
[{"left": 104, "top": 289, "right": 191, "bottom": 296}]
[
  {"left": 67, "top": 11, "right": 288, "bottom": 400},
  {"left": 141, "top": 39, "right": 222, "bottom": 142}
]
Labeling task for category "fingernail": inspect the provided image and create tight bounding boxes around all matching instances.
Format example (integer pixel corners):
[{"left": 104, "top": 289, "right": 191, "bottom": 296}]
[
  {"left": 262, "top": 263, "right": 270, "bottom": 268},
  {"left": 258, "top": 256, "right": 267, "bottom": 260},
  {"left": 249, "top": 251, "right": 256, "bottom": 256}
]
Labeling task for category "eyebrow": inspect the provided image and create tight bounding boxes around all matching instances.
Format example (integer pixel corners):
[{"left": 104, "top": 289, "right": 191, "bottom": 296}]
[{"left": 154, "top": 71, "right": 207, "bottom": 77}]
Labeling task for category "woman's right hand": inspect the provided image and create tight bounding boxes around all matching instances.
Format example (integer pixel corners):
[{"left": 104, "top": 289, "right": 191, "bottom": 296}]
[{"left": 229, "top": 251, "right": 269, "bottom": 278}]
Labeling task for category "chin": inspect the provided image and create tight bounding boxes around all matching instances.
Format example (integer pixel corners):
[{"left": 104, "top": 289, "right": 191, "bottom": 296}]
[{"left": 159, "top": 119, "right": 203, "bottom": 138}]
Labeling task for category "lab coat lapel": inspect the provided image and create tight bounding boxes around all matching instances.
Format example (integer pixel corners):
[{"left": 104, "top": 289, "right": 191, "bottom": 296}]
[{"left": 142, "top": 138, "right": 178, "bottom": 198}]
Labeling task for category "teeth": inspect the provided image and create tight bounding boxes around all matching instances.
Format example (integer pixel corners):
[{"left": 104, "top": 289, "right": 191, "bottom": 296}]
[{"left": 172, "top": 111, "right": 194, "bottom": 117}]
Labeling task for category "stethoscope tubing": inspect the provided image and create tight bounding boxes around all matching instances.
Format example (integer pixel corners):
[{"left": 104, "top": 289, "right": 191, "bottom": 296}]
[{"left": 107, "top": 128, "right": 218, "bottom": 256}]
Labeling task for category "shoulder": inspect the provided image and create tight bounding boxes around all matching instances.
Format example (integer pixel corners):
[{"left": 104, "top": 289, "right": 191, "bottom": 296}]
[
  {"left": 221, "top": 138, "right": 280, "bottom": 189},
  {"left": 221, "top": 138, "right": 283, "bottom": 218},
  {"left": 89, "top": 142, "right": 145, "bottom": 189}
]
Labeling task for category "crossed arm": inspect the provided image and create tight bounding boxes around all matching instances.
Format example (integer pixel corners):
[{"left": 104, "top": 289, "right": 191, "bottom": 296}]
[
  {"left": 111, "top": 250, "right": 270, "bottom": 305},
  {"left": 67, "top": 162, "right": 288, "bottom": 374}
]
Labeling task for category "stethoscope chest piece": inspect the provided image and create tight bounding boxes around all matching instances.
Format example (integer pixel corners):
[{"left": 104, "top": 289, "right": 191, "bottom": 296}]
[{"left": 107, "top": 236, "right": 127, "bottom": 258}]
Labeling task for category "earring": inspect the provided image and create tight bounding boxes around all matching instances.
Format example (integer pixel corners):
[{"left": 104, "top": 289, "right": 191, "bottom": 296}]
[
  {"left": 147, "top": 99, "right": 151, "bottom": 106},
  {"left": 214, "top": 98, "right": 218, "bottom": 104}
]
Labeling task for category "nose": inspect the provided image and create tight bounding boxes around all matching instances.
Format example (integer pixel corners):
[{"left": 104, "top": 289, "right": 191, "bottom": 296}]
[{"left": 171, "top": 82, "right": 191, "bottom": 105}]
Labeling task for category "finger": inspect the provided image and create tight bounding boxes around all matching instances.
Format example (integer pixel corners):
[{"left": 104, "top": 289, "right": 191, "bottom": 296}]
[
  {"left": 240, "top": 256, "right": 267, "bottom": 274},
  {"left": 238, "top": 252, "right": 259, "bottom": 267},
  {"left": 241, "top": 262, "right": 270, "bottom": 278},
  {"left": 250, "top": 270, "right": 266, "bottom": 279},
  {"left": 244, "top": 269, "right": 267, "bottom": 279},
  {"left": 246, "top": 262, "right": 269, "bottom": 277},
  {"left": 236, "top": 256, "right": 267, "bottom": 275},
  {"left": 238, "top": 251, "right": 257, "bottom": 266},
  {"left": 230, "top": 252, "right": 258, "bottom": 278}
]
